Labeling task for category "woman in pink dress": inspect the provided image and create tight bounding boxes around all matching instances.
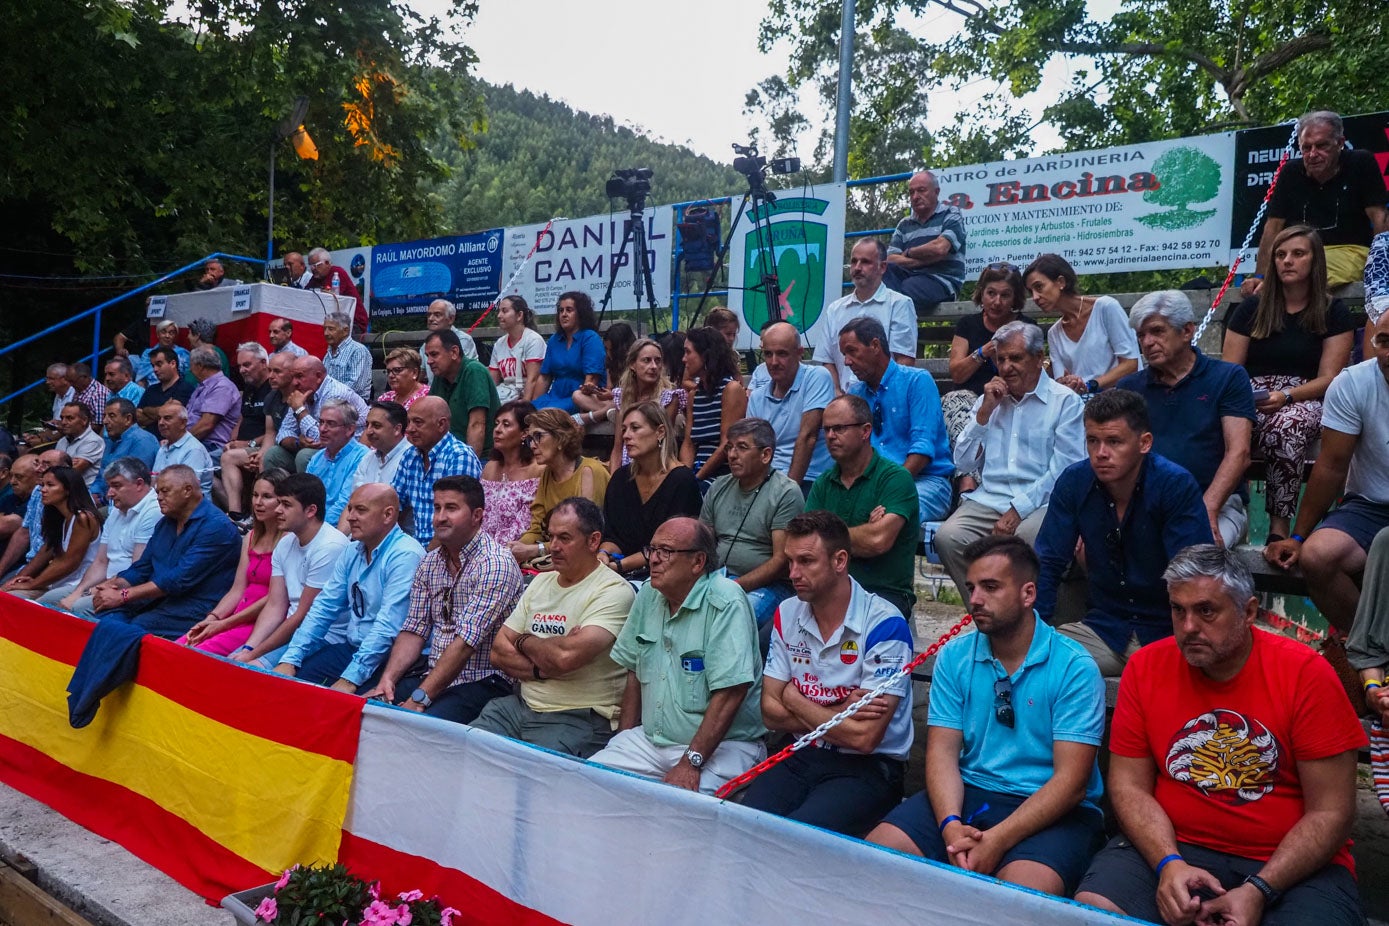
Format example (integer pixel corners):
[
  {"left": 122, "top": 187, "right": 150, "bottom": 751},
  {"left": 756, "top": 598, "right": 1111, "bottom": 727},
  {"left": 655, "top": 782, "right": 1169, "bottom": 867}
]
[
  {"left": 180, "top": 469, "right": 290, "bottom": 655},
  {"left": 480, "top": 401, "right": 543, "bottom": 545},
  {"left": 377, "top": 348, "right": 430, "bottom": 409}
]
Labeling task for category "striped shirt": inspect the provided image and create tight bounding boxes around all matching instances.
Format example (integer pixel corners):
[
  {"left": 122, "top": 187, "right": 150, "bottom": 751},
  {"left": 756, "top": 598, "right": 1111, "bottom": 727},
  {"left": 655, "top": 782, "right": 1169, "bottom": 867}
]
[
  {"left": 275, "top": 376, "right": 368, "bottom": 445},
  {"left": 323, "top": 338, "right": 374, "bottom": 403},
  {"left": 402, "top": 532, "right": 522, "bottom": 688},
  {"left": 391, "top": 432, "right": 482, "bottom": 544},
  {"left": 887, "top": 205, "right": 967, "bottom": 295},
  {"left": 689, "top": 376, "right": 733, "bottom": 476}
]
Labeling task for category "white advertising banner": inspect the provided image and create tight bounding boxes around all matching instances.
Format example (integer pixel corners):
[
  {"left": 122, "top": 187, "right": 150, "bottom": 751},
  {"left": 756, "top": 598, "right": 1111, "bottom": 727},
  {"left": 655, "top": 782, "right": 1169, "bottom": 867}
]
[
  {"left": 935, "top": 134, "right": 1238, "bottom": 276},
  {"left": 501, "top": 209, "right": 673, "bottom": 315},
  {"left": 724, "top": 182, "right": 847, "bottom": 350}
]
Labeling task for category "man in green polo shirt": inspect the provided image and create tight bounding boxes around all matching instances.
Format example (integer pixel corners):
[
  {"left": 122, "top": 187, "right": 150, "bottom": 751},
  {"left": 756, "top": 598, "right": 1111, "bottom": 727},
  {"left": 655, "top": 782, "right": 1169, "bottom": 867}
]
[
  {"left": 805, "top": 394, "right": 920, "bottom": 618},
  {"left": 589, "top": 517, "right": 766, "bottom": 794},
  {"left": 424, "top": 328, "right": 499, "bottom": 458}
]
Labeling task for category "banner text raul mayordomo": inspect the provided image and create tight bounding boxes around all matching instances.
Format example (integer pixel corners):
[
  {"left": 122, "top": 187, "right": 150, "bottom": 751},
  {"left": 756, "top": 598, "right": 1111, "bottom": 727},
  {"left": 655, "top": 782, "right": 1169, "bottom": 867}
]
[
  {"left": 937, "top": 134, "right": 1237, "bottom": 275},
  {"left": 502, "top": 209, "right": 672, "bottom": 315},
  {"left": 369, "top": 229, "right": 504, "bottom": 322}
]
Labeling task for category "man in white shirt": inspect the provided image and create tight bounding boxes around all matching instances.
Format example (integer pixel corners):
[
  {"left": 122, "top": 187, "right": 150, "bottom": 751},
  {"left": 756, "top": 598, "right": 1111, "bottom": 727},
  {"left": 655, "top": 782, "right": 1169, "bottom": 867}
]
[
  {"left": 814, "top": 239, "right": 917, "bottom": 393},
  {"left": 349, "top": 401, "right": 409, "bottom": 494},
  {"left": 419, "top": 298, "right": 478, "bottom": 385},
  {"left": 216, "top": 473, "right": 351, "bottom": 668},
  {"left": 935, "top": 321, "right": 1086, "bottom": 600},
  {"left": 54, "top": 402, "right": 105, "bottom": 489},
  {"left": 153, "top": 401, "right": 214, "bottom": 497},
  {"left": 54, "top": 457, "right": 163, "bottom": 615}
]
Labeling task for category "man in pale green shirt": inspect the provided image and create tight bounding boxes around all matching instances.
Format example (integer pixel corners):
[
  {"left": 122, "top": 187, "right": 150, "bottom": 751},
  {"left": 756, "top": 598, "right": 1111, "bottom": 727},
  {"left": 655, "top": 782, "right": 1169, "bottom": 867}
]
[{"left": 590, "top": 517, "right": 766, "bottom": 794}]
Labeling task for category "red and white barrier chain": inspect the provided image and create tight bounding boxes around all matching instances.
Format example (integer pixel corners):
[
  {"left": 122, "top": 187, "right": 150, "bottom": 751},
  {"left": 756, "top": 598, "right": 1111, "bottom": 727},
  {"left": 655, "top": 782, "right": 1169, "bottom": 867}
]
[{"left": 467, "top": 217, "right": 561, "bottom": 333}]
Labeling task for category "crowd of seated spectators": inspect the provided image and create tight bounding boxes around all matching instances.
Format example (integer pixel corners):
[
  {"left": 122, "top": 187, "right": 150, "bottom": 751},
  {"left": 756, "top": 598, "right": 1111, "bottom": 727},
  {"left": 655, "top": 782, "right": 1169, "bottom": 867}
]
[{"left": 4, "top": 120, "right": 1388, "bottom": 921}]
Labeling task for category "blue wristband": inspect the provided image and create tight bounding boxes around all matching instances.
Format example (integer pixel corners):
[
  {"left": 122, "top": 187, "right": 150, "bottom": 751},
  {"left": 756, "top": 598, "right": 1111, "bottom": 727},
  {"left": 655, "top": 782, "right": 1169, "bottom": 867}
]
[
  {"left": 1155, "top": 854, "right": 1183, "bottom": 877},
  {"left": 1290, "top": 533, "right": 1305, "bottom": 543},
  {"left": 938, "top": 814, "right": 962, "bottom": 834}
]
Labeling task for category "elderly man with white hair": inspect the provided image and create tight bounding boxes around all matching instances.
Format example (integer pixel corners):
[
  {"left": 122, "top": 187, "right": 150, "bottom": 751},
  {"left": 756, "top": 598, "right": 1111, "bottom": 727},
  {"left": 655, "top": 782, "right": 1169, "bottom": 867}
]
[
  {"left": 419, "top": 297, "right": 478, "bottom": 386},
  {"left": 934, "top": 320, "right": 1087, "bottom": 600},
  {"left": 304, "top": 247, "right": 367, "bottom": 332},
  {"left": 1117, "top": 290, "right": 1255, "bottom": 547},
  {"left": 322, "top": 310, "right": 373, "bottom": 403},
  {"left": 882, "top": 169, "right": 968, "bottom": 318},
  {"left": 185, "top": 345, "right": 242, "bottom": 454},
  {"left": 306, "top": 398, "right": 369, "bottom": 525}
]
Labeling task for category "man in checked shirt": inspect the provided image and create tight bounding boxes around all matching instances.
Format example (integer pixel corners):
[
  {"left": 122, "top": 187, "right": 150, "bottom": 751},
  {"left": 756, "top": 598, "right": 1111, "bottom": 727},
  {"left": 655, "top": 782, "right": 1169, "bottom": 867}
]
[{"left": 364, "top": 475, "right": 522, "bottom": 723}]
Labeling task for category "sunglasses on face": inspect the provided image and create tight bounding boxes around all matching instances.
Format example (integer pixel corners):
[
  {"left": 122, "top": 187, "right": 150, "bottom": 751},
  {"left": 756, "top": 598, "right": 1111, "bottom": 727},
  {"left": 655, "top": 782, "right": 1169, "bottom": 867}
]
[{"left": 994, "top": 677, "right": 1015, "bottom": 728}]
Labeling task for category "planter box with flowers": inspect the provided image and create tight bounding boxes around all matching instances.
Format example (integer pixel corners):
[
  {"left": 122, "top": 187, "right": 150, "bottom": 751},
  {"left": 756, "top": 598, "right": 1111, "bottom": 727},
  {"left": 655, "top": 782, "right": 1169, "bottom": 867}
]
[{"left": 221, "top": 863, "right": 460, "bottom": 926}]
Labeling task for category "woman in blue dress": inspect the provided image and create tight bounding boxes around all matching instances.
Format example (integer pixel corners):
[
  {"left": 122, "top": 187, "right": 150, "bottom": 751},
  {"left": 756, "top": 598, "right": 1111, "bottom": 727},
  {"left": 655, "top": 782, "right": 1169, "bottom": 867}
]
[{"left": 530, "top": 291, "right": 606, "bottom": 413}]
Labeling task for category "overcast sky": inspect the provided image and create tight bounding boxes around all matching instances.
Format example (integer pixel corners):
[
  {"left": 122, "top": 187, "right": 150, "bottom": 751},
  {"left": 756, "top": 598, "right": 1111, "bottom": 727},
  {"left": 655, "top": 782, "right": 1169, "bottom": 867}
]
[{"left": 452, "top": 0, "right": 1125, "bottom": 169}]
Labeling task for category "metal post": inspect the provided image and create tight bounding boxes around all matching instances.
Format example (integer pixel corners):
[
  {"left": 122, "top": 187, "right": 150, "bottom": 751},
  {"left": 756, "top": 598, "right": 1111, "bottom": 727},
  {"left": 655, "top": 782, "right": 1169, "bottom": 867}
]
[
  {"left": 267, "top": 142, "right": 276, "bottom": 266},
  {"left": 832, "top": 0, "right": 856, "bottom": 183}
]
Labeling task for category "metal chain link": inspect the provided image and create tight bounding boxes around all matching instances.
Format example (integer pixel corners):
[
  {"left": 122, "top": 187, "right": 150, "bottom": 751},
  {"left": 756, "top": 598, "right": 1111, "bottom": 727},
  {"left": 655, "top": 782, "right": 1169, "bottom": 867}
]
[{"left": 467, "top": 217, "right": 562, "bottom": 332}]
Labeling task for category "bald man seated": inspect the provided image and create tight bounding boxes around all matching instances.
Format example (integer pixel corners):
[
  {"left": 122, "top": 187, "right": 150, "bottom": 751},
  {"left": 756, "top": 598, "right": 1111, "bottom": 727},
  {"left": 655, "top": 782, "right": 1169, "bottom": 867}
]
[
  {"left": 87, "top": 465, "right": 242, "bottom": 639},
  {"left": 273, "top": 484, "right": 427, "bottom": 693}
]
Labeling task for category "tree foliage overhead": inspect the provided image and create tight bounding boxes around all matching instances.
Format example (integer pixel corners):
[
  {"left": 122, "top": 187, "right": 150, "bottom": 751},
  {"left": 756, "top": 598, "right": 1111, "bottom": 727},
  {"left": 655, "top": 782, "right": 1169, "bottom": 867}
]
[
  {"left": 755, "top": 0, "right": 1389, "bottom": 163},
  {"left": 431, "top": 82, "right": 747, "bottom": 233}
]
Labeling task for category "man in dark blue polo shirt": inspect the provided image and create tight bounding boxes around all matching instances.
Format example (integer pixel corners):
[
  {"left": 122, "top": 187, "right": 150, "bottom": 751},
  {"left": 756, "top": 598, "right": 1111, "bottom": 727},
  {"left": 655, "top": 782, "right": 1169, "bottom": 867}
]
[
  {"left": 1036, "top": 390, "right": 1213, "bottom": 676},
  {"left": 1117, "top": 290, "right": 1255, "bottom": 548}
]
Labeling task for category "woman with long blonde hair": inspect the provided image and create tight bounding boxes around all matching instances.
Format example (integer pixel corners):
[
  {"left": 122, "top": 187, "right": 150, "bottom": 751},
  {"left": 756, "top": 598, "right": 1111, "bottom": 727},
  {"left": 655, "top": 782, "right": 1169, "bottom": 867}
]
[{"left": 607, "top": 338, "right": 686, "bottom": 470}]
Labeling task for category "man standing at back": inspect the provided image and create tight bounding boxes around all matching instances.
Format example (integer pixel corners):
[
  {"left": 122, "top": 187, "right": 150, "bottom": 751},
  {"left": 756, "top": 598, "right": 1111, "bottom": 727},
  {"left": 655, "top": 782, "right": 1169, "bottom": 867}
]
[
  {"left": 424, "top": 329, "right": 498, "bottom": 458},
  {"left": 841, "top": 316, "right": 953, "bottom": 524},
  {"left": 883, "top": 170, "right": 967, "bottom": 318},
  {"left": 816, "top": 239, "right": 918, "bottom": 392},
  {"left": 747, "top": 322, "right": 834, "bottom": 494},
  {"left": 476, "top": 498, "right": 635, "bottom": 757}
]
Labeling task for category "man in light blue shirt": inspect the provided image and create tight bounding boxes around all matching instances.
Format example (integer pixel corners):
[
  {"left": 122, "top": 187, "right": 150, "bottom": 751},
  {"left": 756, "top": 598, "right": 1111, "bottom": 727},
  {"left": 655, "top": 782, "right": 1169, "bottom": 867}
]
[
  {"left": 276, "top": 483, "right": 425, "bottom": 692},
  {"left": 746, "top": 322, "right": 833, "bottom": 495},
  {"left": 305, "top": 399, "right": 369, "bottom": 525},
  {"left": 842, "top": 316, "right": 953, "bottom": 522},
  {"left": 935, "top": 321, "right": 1086, "bottom": 600},
  {"left": 152, "top": 401, "right": 214, "bottom": 497},
  {"left": 868, "top": 535, "right": 1105, "bottom": 897},
  {"left": 103, "top": 357, "right": 145, "bottom": 405}
]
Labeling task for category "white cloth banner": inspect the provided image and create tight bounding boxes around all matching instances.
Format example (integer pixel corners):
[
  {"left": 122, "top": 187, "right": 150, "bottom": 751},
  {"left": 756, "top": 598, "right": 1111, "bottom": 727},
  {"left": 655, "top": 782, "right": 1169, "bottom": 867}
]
[
  {"left": 724, "top": 183, "right": 847, "bottom": 350},
  {"left": 938, "top": 134, "right": 1238, "bottom": 277},
  {"left": 501, "top": 209, "right": 673, "bottom": 316},
  {"left": 345, "top": 704, "right": 1129, "bottom": 925}
]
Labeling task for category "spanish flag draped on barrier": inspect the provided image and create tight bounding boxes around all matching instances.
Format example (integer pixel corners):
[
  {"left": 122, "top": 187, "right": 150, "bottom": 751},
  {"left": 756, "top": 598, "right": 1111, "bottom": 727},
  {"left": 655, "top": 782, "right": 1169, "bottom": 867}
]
[{"left": 0, "top": 596, "right": 362, "bottom": 901}]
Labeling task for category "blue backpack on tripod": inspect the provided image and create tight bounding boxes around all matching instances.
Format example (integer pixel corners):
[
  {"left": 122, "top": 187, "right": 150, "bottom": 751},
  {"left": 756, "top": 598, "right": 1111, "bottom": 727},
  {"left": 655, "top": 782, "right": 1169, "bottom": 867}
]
[{"left": 677, "top": 205, "right": 722, "bottom": 273}]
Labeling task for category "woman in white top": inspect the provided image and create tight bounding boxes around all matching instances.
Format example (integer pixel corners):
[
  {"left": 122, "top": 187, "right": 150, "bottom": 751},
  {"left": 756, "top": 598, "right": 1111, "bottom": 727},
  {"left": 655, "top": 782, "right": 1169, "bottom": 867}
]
[
  {"left": 1024, "top": 253, "right": 1140, "bottom": 395},
  {"left": 2, "top": 466, "right": 101, "bottom": 601},
  {"left": 488, "top": 295, "right": 546, "bottom": 403}
]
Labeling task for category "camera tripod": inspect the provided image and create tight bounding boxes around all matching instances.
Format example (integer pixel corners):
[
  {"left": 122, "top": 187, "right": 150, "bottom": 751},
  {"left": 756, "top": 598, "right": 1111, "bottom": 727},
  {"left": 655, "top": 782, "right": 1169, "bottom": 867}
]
[
  {"left": 597, "top": 192, "right": 661, "bottom": 333},
  {"left": 690, "top": 147, "right": 785, "bottom": 331}
]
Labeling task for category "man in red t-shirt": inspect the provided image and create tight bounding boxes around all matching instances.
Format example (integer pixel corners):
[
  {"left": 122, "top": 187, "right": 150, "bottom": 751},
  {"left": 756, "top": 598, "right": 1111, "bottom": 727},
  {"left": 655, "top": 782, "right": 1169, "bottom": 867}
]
[
  {"left": 1076, "top": 544, "right": 1366, "bottom": 926},
  {"left": 305, "top": 247, "right": 367, "bottom": 333}
]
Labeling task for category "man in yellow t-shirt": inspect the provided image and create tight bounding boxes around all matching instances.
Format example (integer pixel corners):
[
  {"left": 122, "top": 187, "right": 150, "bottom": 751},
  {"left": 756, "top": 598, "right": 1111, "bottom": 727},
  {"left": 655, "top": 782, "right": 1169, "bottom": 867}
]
[{"left": 473, "top": 497, "right": 635, "bottom": 757}]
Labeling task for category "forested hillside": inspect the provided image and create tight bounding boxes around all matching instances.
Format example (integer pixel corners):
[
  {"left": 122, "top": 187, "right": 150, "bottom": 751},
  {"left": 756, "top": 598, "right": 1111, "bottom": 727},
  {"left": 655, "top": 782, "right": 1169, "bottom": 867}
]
[{"left": 432, "top": 83, "right": 746, "bottom": 232}]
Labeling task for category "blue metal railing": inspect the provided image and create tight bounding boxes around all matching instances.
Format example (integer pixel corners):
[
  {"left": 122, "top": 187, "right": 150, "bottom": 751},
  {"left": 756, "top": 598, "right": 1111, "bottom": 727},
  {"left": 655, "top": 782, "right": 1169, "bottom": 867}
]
[
  {"left": 0, "top": 252, "right": 266, "bottom": 409},
  {"left": 666, "top": 171, "right": 914, "bottom": 329}
]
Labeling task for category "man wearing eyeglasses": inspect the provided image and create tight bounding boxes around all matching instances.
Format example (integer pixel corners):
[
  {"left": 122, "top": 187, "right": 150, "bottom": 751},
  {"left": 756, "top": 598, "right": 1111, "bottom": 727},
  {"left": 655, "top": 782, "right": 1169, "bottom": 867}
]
[
  {"left": 1034, "top": 390, "right": 1212, "bottom": 677},
  {"left": 589, "top": 517, "right": 765, "bottom": 793},
  {"left": 805, "top": 394, "right": 920, "bottom": 619},
  {"left": 391, "top": 396, "right": 482, "bottom": 544},
  {"left": 1241, "top": 111, "right": 1388, "bottom": 298},
  {"left": 304, "top": 247, "right": 367, "bottom": 333},
  {"left": 814, "top": 239, "right": 918, "bottom": 393},
  {"left": 839, "top": 315, "right": 953, "bottom": 525},
  {"left": 743, "top": 511, "right": 914, "bottom": 835},
  {"left": 1265, "top": 316, "right": 1389, "bottom": 634},
  {"left": 868, "top": 535, "right": 1105, "bottom": 897},
  {"left": 274, "top": 483, "right": 425, "bottom": 692},
  {"left": 362, "top": 475, "right": 522, "bottom": 724},
  {"left": 475, "top": 498, "right": 635, "bottom": 757},
  {"left": 1077, "top": 545, "right": 1366, "bottom": 926},
  {"left": 269, "top": 355, "right": 369, "bottom": 474}
]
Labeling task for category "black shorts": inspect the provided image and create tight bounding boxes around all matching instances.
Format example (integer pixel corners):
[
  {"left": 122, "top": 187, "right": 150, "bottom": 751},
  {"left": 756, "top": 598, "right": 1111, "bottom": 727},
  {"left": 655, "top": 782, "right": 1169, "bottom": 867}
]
[
  {"left": 1318, "top": 495, "right": 1389, "bottom": 551},
  {"left": 1077, "top": 836, "right": 1364, "bottom": 925}
]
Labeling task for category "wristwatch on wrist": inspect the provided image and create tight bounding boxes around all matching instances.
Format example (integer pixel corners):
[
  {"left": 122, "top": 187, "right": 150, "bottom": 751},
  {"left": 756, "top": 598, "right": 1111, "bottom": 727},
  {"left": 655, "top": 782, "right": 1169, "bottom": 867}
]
[
  {"left": 1086, "top": 379, "right": 1101, "bottom": 394},
  {"left": 684, "top": 749, "right": 705, "bottom": 769},
  {"left": 410, "top": 688, "right": 433, "bottom": 709},
  {"left": 1242, "top": 874, "right": 1280, "bottom": 907}
]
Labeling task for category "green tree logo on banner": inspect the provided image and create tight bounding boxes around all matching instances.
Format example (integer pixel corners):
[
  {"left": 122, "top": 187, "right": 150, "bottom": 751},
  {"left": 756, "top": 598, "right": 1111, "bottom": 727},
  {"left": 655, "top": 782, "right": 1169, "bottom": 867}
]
[
  {"left": 740, "top": 209, "right": 828, "bottom": 332},
  {"left": 1138, "top": 146, "right": 1222, "bottom": 230}
]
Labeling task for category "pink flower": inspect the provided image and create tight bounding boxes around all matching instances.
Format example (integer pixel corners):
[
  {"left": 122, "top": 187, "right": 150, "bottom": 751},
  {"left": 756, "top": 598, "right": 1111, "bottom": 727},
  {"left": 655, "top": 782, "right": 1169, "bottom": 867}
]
[
  {"left": 440, "top": 907, "right": 460, "bottom": 926},
  {"left": 397, "top": 890, "right": 423, "bottom": 902},
  {"left": 274, "top": 865, "right": 299, "bottom": 891},
  {"left": 394, "top": 904, "right": 412, "bottom": 926},
  {"left": 369, "top": 881, "right": 381, "bottom": 900},
  {"left": 254, "top": 896, "right": 278, "bottom": 922}
]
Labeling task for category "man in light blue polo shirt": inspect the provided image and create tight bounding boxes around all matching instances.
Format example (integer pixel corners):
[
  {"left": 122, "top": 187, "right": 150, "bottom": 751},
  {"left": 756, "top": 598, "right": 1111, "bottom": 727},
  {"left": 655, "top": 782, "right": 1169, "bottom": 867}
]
[
  {"left": 305, "top": 398, "right": 369, "bottom": 526},
  {"left": 746, "top": 322, "right": 833, "bottom": 495},
  {"left": 868, "top": 534, "right": 1105, "bottom": 897},
  {"left": 841, "top": 315, "right": 953, "bottom": 522},
  {"left": 94, "top": 397, "right": 159, "bottom": 500},
  {"left": 275, "top": 482, "right": 425, "bottom": 692}
]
